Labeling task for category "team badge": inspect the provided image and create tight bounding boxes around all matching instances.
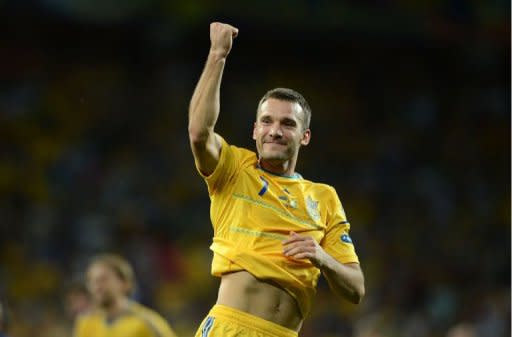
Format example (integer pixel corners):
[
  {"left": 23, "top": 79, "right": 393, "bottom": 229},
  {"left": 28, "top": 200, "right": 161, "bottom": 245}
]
[{"left": 306, "top": 196, "right": 320, "bottom": 222}]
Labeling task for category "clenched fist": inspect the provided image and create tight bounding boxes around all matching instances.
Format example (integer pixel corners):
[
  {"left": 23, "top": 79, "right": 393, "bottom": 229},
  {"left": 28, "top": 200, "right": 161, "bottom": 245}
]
[{"left": 210, "top": 22, "right": 239, "bottom": 58}]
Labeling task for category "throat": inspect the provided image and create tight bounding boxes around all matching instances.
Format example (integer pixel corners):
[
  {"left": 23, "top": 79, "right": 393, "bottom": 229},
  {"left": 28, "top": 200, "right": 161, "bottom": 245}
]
[
  {"left": 258, "top": 159, "right": 294, "bottom": 177},
  {"left": 102, "top": 298, "right": 131, "bottom": 321}
]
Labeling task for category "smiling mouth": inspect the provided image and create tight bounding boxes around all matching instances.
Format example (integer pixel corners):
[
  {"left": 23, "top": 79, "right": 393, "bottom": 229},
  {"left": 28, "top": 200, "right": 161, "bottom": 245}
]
[{"left": 264, "top": 141, "right": 286, "bottom": 146}]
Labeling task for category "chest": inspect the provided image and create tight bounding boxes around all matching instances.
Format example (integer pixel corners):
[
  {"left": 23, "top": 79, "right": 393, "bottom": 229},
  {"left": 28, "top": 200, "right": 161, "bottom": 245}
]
[
  {"left": 228, "top": 169, "right": 330, "bottom": 234},
  {"left": 83, "top": 316, "right": 150, "bottom": 337}
]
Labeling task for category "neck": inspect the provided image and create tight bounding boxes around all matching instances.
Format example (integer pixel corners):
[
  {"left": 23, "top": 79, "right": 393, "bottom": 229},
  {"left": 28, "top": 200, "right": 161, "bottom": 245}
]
[
  {"left": 102, "top": 297, "right": 130, "bottom": 319},
  {"left": 259, "top": 158, "right": 297, "bottom": 177}
]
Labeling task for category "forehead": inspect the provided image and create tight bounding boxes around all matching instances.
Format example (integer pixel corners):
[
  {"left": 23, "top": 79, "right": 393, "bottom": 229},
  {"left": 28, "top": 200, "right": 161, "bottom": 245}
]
[
  {"left": 258, "top": 98, "right": 304, "bottom": 120},
  {"left": 87, "top": 262, "right": 115, "bottom": 277}
]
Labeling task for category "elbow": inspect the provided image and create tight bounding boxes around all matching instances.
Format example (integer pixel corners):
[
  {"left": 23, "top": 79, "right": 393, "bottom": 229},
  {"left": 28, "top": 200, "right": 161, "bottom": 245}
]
[
  {"left": 188, "top": 125, "right": 210, "bottom": 147},
  {"left": 355, "top": 284, "right": 366, "bottom": 304},
  {"left": 349, "top": 284, "right": 365, "bottom": 305},
  {"left": 351, "top": 268, "right": 366, "bottom": 304}
]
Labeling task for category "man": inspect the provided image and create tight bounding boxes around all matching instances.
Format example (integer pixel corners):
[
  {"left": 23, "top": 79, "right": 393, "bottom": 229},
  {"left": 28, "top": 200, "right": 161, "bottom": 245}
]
[
  {"left": 73, "top": 254, "right": 178, "bottom": 337},
  {"left": 188, "top": 22, "right": 365, "bottom": 337},
  {"left": 64, "top": 281, "right": 92, "bottom": 320}
]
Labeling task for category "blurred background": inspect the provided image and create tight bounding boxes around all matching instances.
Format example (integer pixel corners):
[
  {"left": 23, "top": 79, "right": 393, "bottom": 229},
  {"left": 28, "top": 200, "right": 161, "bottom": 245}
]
[{"left": 0, "top": 1, "right": 510, "bottom": 337}]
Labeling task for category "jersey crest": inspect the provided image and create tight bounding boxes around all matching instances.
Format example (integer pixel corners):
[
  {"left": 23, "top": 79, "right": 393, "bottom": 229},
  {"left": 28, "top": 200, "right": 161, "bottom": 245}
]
[{"left": 306, "top": 195, "right": 320, "bottom": 222}]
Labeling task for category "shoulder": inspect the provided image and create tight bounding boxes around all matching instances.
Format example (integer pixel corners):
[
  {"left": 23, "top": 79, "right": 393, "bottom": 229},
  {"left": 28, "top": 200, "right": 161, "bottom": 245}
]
[
  {"left": 225, "top": 142, "right": 257, "bottom": 166},
  {"left": 226, "top": 139, "right": 257, "bottom": 160},
  {"left": 130, "top": 303, "right": 173, "bottom": 335},
  {"left": 73, "top": 310, "right": 102, "bottom": 337},
  {"left": 75, "top": 309, "right": 101, "bottom": 323},
  {"left": 131, "top": 303, "right": 165, "bottom": 321},
  {"left": 302, "top": 178, "right": 338, "bottom": 195}
]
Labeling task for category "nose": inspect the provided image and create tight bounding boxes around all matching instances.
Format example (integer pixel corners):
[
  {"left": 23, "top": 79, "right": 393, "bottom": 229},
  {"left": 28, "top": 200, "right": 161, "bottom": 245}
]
[{"left": 268, "top": 123, "right": 283, "bottom": 138}]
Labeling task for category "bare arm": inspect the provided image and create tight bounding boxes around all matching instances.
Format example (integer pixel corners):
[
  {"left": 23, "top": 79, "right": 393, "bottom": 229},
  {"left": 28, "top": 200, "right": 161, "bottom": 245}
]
[
  {"left": 188, "top": 22, "right": 238, "bottom": 176},
  {"left": 317, "top": 257, "right": 365, "bottom": 304},
  {"left": 282, "top": 232, "right": 365, "bottom": 304}
]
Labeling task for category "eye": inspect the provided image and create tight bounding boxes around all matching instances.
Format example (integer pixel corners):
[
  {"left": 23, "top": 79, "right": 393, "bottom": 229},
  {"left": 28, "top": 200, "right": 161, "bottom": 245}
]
[
  {"left": 260, "top": 116, "right": 272, "bottom": 124},
  {"left": 282, "top": 119, "right": 297, "bottom": 127}
]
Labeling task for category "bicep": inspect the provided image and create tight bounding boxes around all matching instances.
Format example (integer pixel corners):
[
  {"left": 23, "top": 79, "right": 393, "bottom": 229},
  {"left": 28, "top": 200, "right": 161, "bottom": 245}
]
[
  {"left": 191, "top": 132, "right": 222, "bottom": 176},
  {"left": 343, "top": 262, "right": 362, "bottom": 273},
  {"left": 321, "top": 222, "right": 359, "bottom": 264}
]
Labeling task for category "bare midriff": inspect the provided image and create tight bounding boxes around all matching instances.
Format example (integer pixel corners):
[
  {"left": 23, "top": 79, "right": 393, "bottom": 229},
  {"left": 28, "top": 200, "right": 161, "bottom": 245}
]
[{"left": 216, "top": 270, "right": 303, "bottom": 331}]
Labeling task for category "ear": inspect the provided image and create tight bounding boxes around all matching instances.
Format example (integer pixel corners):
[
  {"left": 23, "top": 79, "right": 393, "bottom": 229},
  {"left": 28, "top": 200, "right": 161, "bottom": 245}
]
[
  {"left": 252, "top": 122, "right": 257, "bottom": 140},
  {"left": 122, "top": 280, "right": 132, "bottom": 296},
  {"left": 300, "top": 129, "right": 311, "bottom": 146}
]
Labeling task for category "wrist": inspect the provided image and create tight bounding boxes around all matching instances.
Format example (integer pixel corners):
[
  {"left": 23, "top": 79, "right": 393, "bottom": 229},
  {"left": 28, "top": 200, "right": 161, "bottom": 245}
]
[
  {"left": 208, "top": 48, "right": 229, "bottom": 61},
  {"left": 317, "top": 250, "right": 334, "bottom": 270}
]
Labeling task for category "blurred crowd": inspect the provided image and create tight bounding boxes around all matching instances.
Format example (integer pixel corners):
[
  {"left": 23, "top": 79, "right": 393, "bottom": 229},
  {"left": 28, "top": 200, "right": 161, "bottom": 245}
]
[{"left": 0, "top": 1, "right": 510, "bottom": 337}]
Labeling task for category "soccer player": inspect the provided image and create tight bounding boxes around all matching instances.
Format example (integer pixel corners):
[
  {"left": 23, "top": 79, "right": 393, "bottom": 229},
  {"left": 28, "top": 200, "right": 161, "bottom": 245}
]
[
  {"left": 73, "top": 254, "right": 178, "bottom": 337},
  {"left": 188, "top": 22, "right": 365, "bottom": 337},
  {"left": 64, "top": 281, "right": 92, "bottom": 320}
]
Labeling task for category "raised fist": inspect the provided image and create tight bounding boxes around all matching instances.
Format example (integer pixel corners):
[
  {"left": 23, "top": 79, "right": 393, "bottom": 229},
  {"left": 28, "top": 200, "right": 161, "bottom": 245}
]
[{"left": 210, "top": 22, "right": 239, "bottom": 58}]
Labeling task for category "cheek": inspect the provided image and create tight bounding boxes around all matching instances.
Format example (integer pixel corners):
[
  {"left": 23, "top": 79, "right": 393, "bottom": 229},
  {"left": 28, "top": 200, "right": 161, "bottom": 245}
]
[{"left": 253, "top": 127, "right": 265, "bottom": 140}]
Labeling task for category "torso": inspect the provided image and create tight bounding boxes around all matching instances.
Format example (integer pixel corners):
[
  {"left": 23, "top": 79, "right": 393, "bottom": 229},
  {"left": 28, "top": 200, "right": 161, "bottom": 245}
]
[
  {"left": 216, "top": 270, "right": 303, "bottom": 331},
  {"left": 75, "top": 303, "right": 172, "bottom": 337}
]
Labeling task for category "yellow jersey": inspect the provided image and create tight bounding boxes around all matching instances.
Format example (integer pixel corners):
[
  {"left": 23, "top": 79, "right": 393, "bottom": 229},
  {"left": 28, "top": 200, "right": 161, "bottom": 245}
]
[
  {"left": 73, "top": 301, "right": 177, "bottom": 337},
  {"left": 196, "top": 137, "right": 359, "bottom": 318}
]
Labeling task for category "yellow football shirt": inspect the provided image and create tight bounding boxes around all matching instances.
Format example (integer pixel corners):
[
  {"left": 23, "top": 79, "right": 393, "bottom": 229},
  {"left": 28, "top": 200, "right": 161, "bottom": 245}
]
[
  {"left": 196, "top": 137, "right": 359, "bottom": 318},
  {"left": 73, "top": 301, "right": 178, "bottom": 337}
]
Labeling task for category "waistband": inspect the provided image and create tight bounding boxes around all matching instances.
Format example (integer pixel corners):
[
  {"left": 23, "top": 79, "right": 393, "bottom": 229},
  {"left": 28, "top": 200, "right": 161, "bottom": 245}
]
[{"left": 207, "top": 304, "right": 298, "bottom": 337}]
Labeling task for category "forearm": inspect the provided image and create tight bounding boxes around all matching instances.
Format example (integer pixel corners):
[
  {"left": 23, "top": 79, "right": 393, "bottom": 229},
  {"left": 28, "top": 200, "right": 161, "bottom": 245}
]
[
  {"left": 320, "top": 255, "right": 365, "bottom": 304},
  {"left": 188, "top": 50, "right": 227, "bottom": 144},
  {"left": 282, "top": 232, "right": 365, "bottom": 304}
]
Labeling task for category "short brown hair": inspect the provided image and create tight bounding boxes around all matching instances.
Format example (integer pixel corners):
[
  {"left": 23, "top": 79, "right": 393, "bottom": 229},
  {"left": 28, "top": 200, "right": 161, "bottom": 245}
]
[
  {"left": 257, "top": 88, "right": 312, "bottom": 130},
  {"left": 88, "top": 253, "right": 136, "bottom": 295}
]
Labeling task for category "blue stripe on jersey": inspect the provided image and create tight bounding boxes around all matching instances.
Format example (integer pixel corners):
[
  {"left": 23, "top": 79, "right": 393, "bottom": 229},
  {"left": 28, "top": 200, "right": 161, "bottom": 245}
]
[
  {"left": 201, "top": 316, "right": 214, "bottom": 337},
  {"left": 258, "top": 176, "right": 269, "bottom": 196}
]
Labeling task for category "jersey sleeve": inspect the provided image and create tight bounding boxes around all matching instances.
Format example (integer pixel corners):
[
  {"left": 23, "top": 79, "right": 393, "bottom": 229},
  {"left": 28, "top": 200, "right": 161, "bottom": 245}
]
[
  {"left": 321, "top": 187, "right": 360, "bottom": 264},
  {"left": 146, "top": 314, "right": 178, "bottom": 337},
  {"left": 137, "top": 307, "right": 179, "bottom": 337},
  {"left": 194, "top": 136, "right": 240, "bottom": 195},
  {"left": 72, "top": 315, "right": 87, "bottom": 337}
]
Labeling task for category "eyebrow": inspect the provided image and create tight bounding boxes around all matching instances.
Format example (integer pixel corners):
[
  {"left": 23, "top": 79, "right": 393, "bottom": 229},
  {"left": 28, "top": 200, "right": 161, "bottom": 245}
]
[
  {"left": 258, "top": 114, "right": 298, "bottom": 123},
  {"left": 282, "top": 117, "right": 297, "bottom": 124}
]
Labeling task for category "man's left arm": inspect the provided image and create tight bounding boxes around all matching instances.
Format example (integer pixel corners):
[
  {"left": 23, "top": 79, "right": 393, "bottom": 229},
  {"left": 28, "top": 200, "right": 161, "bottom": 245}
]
[{"left": 282, "top": 232, "right": 365, "bottom": 304}]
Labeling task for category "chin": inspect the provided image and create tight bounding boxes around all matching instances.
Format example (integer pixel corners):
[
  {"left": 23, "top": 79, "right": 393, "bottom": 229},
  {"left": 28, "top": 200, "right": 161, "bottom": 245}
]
[
  {"left": 97, "top": 296, "right": 114, "bottom": 308},
  {"left": 262, "top": 153, "right": 289, "bottom": 164}
]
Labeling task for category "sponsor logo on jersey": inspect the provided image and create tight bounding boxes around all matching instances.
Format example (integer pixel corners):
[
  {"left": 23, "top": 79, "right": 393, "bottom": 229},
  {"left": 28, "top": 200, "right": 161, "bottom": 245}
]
[{"left": 340, "top": 234, "right": 353, "bottom": 244}]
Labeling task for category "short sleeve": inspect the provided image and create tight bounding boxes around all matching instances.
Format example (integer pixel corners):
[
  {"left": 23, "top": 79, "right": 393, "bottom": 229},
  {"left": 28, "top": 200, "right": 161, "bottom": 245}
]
[
  {"left": 135, "top": 306, "right": 179, "bottom": 337},
  {"left": 147, "top": 313, "right": 178, "bottom": 337},
  {"left": 72, "top": 315, "right": 87, "bottom": 337},
  {"left": 194, "top": 136, "right": 240, "bottom": 195},
  {"left": 321, "top": 188, "right": 360, "bottom": 264}
]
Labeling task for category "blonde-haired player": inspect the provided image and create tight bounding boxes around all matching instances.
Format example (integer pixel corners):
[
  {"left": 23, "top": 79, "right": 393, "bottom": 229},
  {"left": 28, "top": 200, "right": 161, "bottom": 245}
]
[
  {"left": 189, "top": 22, "right": 365, "bottom": 337},
  {"left": 73, "top": 254, "right": 178, "bottom": 337}
]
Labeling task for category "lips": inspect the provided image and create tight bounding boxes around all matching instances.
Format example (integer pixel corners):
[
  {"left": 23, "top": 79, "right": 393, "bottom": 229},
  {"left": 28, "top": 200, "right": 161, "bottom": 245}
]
[{"left": 263, "top": 140, "right": 286, "bottom": 145}]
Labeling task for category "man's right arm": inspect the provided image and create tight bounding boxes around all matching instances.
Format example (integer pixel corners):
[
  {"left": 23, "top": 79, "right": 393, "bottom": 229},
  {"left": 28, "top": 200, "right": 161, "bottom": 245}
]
[{"left": 188, "top": 22, "right": 238, "bottom": 176}]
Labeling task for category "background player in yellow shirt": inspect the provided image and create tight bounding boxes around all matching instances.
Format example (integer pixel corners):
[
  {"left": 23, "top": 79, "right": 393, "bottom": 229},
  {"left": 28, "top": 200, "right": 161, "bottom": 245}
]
[
  {"left": 188, "top": 22, "right": 365, "bottom": 337},
  {"left": 73, "top": 254, "right": 178, "bottom": 337}
]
